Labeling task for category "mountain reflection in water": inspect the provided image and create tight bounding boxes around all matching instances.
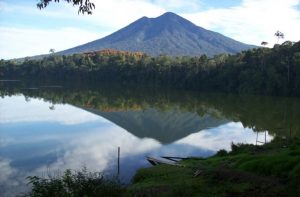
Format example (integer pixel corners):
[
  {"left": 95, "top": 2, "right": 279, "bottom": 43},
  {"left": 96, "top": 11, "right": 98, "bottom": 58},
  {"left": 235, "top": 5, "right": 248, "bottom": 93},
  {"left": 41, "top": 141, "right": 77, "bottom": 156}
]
[{"left": 0, "top": 83, "right": 299, "bottom": 196}]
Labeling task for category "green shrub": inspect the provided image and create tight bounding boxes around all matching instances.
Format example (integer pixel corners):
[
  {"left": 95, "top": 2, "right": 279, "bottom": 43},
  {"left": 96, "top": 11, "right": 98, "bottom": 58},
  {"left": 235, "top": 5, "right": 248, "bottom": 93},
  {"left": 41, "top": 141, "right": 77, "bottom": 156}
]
[
  {"left": 24, "top": 167, "right": 124, "bottom": 197},
  {"left": 216, "top": 149, "right": 228, "bottom": 157}
]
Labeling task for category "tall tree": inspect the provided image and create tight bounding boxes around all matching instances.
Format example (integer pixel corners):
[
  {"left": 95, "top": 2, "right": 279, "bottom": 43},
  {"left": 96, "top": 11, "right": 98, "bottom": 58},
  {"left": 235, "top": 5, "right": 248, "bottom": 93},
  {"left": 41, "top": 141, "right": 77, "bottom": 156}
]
[
  {"left": 274, "top": 31, "right": 284, "bottom": 44},
  {"left": 37, "top": 0, "right": 95, "bottom": 14},
  {"left": 261, "top": 41, "right": 268, "bottom": 46},
  {"left": 49, "top": 48, "right": 56, "bottom": 54}
]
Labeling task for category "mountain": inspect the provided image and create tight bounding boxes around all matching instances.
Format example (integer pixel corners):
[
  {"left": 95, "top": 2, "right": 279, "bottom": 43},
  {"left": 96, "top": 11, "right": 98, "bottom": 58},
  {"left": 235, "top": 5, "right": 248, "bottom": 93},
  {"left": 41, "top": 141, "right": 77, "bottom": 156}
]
[
  {"left": 59, "top": 12, "right": 255, "bottom": 57},
  {"left": 83, "top": 107, "right": 229, "bottom": 144}
]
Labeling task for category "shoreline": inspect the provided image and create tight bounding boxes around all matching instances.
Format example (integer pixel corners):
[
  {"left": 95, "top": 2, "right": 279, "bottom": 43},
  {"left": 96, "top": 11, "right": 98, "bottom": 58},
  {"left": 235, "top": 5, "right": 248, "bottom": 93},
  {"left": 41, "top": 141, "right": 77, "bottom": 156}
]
[
  {"left": 21, "top": 136, "right": 300, "bottom": 196},
  {"left": 128, "top": 136, "right": 300, "bottom": 196}
]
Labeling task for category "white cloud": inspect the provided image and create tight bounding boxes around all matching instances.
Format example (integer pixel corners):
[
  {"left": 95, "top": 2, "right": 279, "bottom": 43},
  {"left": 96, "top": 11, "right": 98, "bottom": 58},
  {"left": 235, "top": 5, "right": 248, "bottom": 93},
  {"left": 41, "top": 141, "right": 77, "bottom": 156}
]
[
  {"left": 0, "top": 158, "right": 16, "bottom": 183},
  {"left": 0, "top": 0, "right": 165, "bottom": 28},
  {"left": 0, "top": 158, "right": 27, "bottom": 197},
  {"left": 0, "top": 0, "right": 166, "bottom": 59},
  {"left": 183, "top": 0, "right": 300, "bottom": 46},
  {"left": 1, "top": 0, "right": 299, "bottom": 59},
  {"left": 24, "top": 121, "right": 272, "bottom": 184},
  {"left": 177, "top": 122, "right": 273, "bottom": 151},
  {"left": 150, "top": 0, "right": 202, "bottom": 12},
  {"left": 30, "top": 121, "right": 268, "bottom": 177},
  {"left": 0, "top": 1, "right": 72, "bottom": 18},
  {"left": 0, "top": 95, "right": 106, "bottom": 125},
  {"left": 38, "top": 127, "right": 161, "bottom": 172},
  {"left": 0, "top": 112, "right": 272, "bottom": 194},
  {"left": 82, "top": 0, "right": 166, "bottom": 29},
  {"left": 0, "top": 26, "right": 101, "bottom": 59}
]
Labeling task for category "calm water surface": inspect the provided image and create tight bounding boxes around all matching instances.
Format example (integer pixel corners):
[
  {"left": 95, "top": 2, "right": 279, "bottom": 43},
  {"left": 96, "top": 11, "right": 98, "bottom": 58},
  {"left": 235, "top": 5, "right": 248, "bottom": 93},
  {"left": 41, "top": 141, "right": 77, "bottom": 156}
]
[{"left": 0, "top": 82, "right": 299, "bottom": 196}]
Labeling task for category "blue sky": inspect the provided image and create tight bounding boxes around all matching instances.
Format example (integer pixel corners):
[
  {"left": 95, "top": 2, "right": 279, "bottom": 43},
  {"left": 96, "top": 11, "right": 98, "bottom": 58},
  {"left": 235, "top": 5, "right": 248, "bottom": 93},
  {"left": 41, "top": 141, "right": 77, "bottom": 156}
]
[{"left": 0, "top": 0, "right": 299, "bottom": 59}]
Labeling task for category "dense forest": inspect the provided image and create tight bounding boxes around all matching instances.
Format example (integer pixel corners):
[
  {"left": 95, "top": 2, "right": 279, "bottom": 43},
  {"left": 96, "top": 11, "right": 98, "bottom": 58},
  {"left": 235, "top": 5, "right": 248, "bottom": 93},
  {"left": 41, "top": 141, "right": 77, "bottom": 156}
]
[
  {"left": 1, "top": 83, "right": 299, "bottom": 137},
  {"left": 1, "top": 41, "right": 300, "bottom": 96}
]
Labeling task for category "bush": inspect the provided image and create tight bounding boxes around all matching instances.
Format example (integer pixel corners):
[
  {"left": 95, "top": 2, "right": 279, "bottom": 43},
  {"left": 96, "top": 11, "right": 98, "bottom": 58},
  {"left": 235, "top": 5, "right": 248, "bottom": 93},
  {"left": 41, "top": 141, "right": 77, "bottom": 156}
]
[
  {"left": 24, "top": 167, "right": 124, "bottom": 197},
  {"left": 216, "top": 149, "right": 228, "bottom": 156}
]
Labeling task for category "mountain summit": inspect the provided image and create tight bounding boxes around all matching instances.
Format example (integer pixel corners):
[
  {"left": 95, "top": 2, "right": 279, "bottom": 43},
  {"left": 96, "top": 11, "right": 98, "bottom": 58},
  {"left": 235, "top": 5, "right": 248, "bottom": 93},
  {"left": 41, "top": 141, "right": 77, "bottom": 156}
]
[{"left": 60, "top": 12, "right": 254, "bottom": 56}]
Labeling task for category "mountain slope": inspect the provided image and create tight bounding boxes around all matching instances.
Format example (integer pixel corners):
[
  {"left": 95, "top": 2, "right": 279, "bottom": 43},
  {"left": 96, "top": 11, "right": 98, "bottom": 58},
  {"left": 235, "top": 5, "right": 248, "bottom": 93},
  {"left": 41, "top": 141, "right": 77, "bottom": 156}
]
[
  {"left": 59, "top": 12, "right": 255, "bottom": 57},
  {"left": 83, "top": 107, "right": 229, "bottom": 144}
]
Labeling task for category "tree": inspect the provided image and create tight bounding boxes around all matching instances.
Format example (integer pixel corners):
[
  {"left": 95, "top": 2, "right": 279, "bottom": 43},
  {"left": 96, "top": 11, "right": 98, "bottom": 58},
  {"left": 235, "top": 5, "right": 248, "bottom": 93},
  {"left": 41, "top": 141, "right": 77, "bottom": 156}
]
[
  {"left": 261, "top": 41, "right": 268, "bottom": 46},
  {"left": 274, "top": 31, "right": 284, "bottom": 44},
  {"left": 280, "top": 41, "right": 294, "bottom": 85},
  {"left": 37, "top": 0, "right": 95, "bottom": 14},
  {"left": 49, "top": 48, "right": 56, "bottom": 54}
]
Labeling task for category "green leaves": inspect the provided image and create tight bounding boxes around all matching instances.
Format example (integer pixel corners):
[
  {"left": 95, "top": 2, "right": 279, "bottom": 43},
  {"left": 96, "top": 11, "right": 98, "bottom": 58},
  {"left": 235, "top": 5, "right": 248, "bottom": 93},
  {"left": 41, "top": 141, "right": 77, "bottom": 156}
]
[
  {"left": 2, "top": 41, "right": 300, "bottom": 96},
  {"left": 37, "top": 0, "right": 95, "bottom": 15},
  {"left": 25, "top": 167, "right": 123, "bottom": 197}
]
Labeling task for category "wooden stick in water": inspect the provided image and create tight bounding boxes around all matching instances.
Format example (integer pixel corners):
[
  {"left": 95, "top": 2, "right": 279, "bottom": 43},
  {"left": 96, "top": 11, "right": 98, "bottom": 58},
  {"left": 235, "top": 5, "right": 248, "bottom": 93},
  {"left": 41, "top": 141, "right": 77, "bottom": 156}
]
[{"left": 118, "top": 147, "right": 120, "bottom": 176}]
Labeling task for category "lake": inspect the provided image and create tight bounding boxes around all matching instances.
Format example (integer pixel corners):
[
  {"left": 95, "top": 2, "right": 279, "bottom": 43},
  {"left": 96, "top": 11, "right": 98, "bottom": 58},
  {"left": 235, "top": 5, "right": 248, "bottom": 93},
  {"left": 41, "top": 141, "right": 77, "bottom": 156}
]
[{"left": 0, "top": 82, "right": 299, "bottom": 196}]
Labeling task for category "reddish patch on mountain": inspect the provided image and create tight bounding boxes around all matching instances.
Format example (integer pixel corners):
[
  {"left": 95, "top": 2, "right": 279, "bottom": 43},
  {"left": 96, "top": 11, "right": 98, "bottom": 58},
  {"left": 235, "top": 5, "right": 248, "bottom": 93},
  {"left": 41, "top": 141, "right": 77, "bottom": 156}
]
[{"left": 83, "top": 49, "right": 146, "bottom": 58}]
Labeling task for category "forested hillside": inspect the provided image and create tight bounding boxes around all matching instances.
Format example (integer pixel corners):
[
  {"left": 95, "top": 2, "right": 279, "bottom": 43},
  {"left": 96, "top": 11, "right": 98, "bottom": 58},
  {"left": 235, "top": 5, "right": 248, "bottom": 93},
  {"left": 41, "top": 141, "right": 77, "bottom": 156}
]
[{"left": 1, "top": 41, "right": 300, "bottom": 96}]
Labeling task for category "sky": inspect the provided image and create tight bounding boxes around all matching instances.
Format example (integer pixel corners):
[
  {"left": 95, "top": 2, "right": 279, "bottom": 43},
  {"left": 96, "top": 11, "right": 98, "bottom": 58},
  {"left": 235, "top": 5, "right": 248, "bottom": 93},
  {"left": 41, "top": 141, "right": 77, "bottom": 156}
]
[
  {"left": 0, "top": 0, "right": 299, "bottom": 59},
  {"left": 0, "top": 95, "right": 273, "bottom": 194}
]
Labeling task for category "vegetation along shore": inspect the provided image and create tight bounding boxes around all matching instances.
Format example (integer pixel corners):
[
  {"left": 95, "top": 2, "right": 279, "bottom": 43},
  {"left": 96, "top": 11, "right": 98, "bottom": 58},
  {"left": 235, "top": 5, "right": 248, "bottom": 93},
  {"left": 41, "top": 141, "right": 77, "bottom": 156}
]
[{"left": 23, "top": 136, "right": 300, "bottom": 196}]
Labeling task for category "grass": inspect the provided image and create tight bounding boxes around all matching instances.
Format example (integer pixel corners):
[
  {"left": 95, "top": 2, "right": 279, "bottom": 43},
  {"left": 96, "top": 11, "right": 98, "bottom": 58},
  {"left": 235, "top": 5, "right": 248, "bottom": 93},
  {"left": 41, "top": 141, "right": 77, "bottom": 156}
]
[
  {"left": 23, "top": 137, "right": 300, "bottom": 196},
  {"left": 128, "top": 136, "right": 300, "bottom": 196}
]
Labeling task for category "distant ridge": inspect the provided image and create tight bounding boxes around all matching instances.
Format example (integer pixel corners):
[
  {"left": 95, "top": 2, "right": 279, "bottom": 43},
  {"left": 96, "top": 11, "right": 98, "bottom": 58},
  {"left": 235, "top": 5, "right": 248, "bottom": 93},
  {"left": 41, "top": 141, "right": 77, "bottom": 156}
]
[{"left": 59, "top": 12, "right": 255, "bottom": 57}]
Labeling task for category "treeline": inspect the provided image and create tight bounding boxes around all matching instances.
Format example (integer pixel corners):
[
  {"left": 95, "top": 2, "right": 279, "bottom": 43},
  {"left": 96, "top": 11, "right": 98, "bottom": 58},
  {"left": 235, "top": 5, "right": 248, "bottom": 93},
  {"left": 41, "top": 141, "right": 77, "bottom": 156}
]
[
  {"left": 1, "top": 84, "right": 299, "bottom": 137},
  {"left": 1, "top": 41, "right": 300, "bottom": 96}
]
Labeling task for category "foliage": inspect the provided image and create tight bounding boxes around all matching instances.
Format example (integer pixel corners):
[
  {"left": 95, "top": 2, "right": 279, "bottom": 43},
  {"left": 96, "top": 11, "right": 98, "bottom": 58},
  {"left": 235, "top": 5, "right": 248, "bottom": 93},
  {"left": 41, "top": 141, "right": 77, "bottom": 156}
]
[
  {"left": 275, "top": 30, "right": 285, "bottom": 44},
  {"left": 129, "top": 137, "right": 300, "bottom": 196},
  {"left": 37, "top": 0, "right": 95, "bottom": 14},
  {"left": 24, "top": 167, "right": 124, "bottom": 197},
  {"left": 1, "top": 41, "right": 300, "bottom": 97},
  {"left": 216, "top": 149, "right": 228, "bottom": 157},
  {"left": 1, "top": 83, "right": 300, "bottom": 138},
  {"left": 20, "top": 136, "right": 300, "bottom": 196}
]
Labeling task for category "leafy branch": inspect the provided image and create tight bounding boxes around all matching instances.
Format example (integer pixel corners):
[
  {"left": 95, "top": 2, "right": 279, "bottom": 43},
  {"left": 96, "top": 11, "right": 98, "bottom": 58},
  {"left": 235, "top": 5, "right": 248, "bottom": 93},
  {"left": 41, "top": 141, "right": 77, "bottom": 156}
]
[{"left": 37, "top": 0, "right": 95, "bottom": 15}]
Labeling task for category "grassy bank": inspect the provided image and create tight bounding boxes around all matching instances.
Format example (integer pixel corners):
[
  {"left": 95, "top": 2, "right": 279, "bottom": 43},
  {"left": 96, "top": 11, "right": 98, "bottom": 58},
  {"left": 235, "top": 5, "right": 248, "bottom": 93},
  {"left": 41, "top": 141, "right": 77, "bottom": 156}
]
[
  {"left": 128, "top": 137, "right": 300, "bottom": 196},
  {"left": 24, "top": 137, "right": 300, "bottom": 196}
]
